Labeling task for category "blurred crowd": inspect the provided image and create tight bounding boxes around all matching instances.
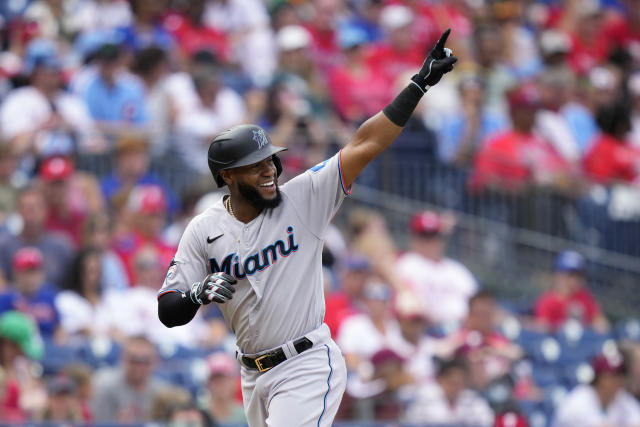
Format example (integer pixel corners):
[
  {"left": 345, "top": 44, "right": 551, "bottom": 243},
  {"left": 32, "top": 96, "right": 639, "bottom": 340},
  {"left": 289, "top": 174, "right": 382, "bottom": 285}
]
[{"left": 0, "top": 0, "right": 639, "bottom": 426}]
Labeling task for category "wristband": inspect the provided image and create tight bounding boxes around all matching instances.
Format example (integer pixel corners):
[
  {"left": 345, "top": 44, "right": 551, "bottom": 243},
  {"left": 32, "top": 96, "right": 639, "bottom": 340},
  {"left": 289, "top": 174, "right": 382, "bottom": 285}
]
[{"left": 382, "top": 79, "right": 427, "bottom": 127}]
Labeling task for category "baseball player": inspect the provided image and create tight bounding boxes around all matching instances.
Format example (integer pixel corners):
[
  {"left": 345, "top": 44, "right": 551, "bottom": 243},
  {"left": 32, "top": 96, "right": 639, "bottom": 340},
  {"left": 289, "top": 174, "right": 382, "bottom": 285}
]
[{"left": 157, "top": 29, "right": 457, "bottom": 427}]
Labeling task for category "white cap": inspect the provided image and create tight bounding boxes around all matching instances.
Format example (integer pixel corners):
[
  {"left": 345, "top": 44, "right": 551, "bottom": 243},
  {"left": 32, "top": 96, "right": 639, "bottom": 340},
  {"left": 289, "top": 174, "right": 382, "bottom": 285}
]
[
  {"left": 589, "top": 66, "right": 616, "bottom": 90},
  {"left": 276, "top": 25, "right": 312, "bottom": 52},
  {"left": 379, "top": 5, "right": 413, "bottom": 31},
  {"left": 629, "top": 72, "right": 640, "bottom": 97},
  {"left": 539, "top": 29, "right": 571, "bottom": 56}
]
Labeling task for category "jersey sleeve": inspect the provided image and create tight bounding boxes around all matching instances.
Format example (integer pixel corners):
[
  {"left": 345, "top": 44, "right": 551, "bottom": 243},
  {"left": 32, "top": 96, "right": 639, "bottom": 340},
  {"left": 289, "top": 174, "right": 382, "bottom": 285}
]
[
  {"left": 157, "top": 218, "right": 207, "bottom": 298},
  {"left": 282, "top": 151, "right": 351, "bottom": 238}
]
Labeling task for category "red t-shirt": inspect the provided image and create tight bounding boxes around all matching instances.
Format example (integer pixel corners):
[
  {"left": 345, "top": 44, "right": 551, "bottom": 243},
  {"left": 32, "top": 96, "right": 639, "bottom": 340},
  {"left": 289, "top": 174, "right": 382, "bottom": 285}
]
[
  {"left": 328, "top": 64, "right": 391, "bottom": 123},
  {"left": 324, "top": 291, "right": 360, "bottom": 339},
  {"left": 45, "top": 206, "right": 86, "bottom": 247},
  {"left": 582, "top": 134, "right": 640, "bottom": 184},
  {"left": 162, "top": 12, "right": 228, "bottom": 59},
  {"left": 112, "top": 231, "right": 176, "bottom": 285},
  {"left": 471, "top": 130, "right": 569, "bottom": 192},
  {"left": 534, "top": 288, "right": 602, "bottom": 329},
  {"left": 365, "top": 44, "right": 424, "bottom": 86}
]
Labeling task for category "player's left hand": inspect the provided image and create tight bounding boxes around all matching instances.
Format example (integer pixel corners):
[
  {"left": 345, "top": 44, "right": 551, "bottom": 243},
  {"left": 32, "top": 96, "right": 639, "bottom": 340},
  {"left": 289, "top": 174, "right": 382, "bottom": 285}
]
[
  {"left": 413, "top": 28, "right": 458, "bottom": 90},
  {"left": 190, "top": 272, "right": 237, "bottom": 305}
]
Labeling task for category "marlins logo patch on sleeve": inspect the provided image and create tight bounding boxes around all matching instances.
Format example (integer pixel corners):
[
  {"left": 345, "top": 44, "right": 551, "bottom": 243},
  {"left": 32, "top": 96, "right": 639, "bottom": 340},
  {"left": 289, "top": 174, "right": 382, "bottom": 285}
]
[{"left": 166, "top": 258, "right": 178, "bottom": 280}]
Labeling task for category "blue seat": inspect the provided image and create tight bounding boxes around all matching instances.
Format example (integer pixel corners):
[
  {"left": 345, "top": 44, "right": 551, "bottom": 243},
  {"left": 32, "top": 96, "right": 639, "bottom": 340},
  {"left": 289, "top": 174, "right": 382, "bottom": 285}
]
[{"left": 615, "top": 318, "right": 640, "bottom": 342}]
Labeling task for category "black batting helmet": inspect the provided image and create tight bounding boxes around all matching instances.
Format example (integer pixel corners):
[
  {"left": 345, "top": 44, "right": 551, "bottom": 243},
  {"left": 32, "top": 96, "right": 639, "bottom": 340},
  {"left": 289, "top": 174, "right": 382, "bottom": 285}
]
[{"left": 208, "top": 124, "right": 287, "bottom": 187}]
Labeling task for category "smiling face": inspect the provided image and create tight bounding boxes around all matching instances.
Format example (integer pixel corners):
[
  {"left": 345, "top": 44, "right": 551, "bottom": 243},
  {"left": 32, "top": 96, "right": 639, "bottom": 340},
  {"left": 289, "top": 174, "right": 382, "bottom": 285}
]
[{"left": 222, "top": 156, "right": 283, "bottom": 211}]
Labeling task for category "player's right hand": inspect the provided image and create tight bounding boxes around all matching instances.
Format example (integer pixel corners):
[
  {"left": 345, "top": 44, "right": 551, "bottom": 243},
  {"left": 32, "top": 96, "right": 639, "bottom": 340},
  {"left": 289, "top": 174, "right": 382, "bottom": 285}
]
[
  {"left": 413, "top": 28, "right": 458, "bottom": 90},
  {"left": 190, "top": 273, "right": 237, "bottom": 305}
]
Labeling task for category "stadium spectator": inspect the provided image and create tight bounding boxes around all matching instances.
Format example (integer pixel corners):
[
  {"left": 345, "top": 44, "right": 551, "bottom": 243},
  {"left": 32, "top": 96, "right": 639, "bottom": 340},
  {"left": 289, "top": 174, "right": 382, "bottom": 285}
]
[
  {"left": 437, "top": 73, "right": 508, "bottom": 167},
  {"left": 395, "top": 210, "right": 477, "bottom": 327},
  {"left": 202, "top": 0, "right": 276, "bottom": 86},
  {"left": 129, "top": 47, "right": 173, "bottom": 155},
  {"left": 534, "top": 250, "right": 609, "bottom": 331},
  {"left": 582, "top": 101, "right": 640, "bottom": 185},
  {"left": 535, "top": 68, "right": 581, "bottom": 164},
  {"left": 0, "top": 186, "right": 74, "bottom": 287},
  {"left": 0, "top": 143, "right": 21, "bottom": 223},
  {"left": 104, "top": 246, "right": 208, "bottom": 347},
  {"left": 553, "top": 353, "right": 640, "bottom": 427},
  {"left": 82, "top": 42, "right": 148, "bottom": 136},
  {"left": 37, "top": 155, "right": 100, "bottom": 247},
  {"left": 69, "top": 0, "right": 133, "bottom": 34},
  {"left": 161, "top": 0, "right": 227, "bottom": 60},
  {"left": 201, "top": 351, "right": 246, "bottom": 425},
  {"left": 630, "top": 72, "right": 640, "bottom": 147},
  {"left": 167, "top": 403, "right": 211, "bottom": 427},
  {"left": 0, "top": 311, "right": 45, "bottom": 423},
  {"left": 149, "top": 385, "right": 193, "bottom": 423},
  {"left": 366, "top": 349, "right": 413, "bottom": 420},
  {"left": 344, "top": 0, "right": 384, "bottom": 44},
  {"left": 111, "top": 184, "right": 176, "bottom": 284},
  {"left": 81, "top": 212, "right": 130, "bottom": 291},
  {"left": 337, "top": 280, "right": 396, "bottom": 372},
  {"left": 0, "top": 39, "right": 99, "bottom": 158},
  {"left": 471, "top": 83, "right": 572, "bottom": 193},
  {"left": 91, "top": 335, "right": 168, "bottom": 423},
  {"left": 387, "top": 291, "right": 436, "bottom": 386},
  {"left": 403, "top": 358, "right": 494, "bottom": 426},
  {"left": 303, "top": 0, "right": 342, "bottom": 75},
  {"left": 365, "top": 5, "right": 423, "bottom": 87},
  {"left": 115, "top": 0, "right": 173, "bottom": 51},
  {"left": 328, "top": 24, "right": 390, "bottom": 124},
  {"left": 439, "top": 291, "right": 523, "bottom": 390},
  {"left": 61, "top": 363, "right": 93, "bottom": 423},
  {"left": 38, "top": 374, "right": 84, "bottom": 423},
  {"left": 0, "top": 247, "right": 60, "bottom": 339},
  {"left": 22, "top": 0, "right": 80, "bottom": 41},
  {"left": 173, "top": 59, "right": 246, "bottom": 175},
  {"left": 55, "top": 247, "right": 110, "bottom": 341},
  {"left": 324, "top": 254, "right": 370, "bottom": 338},
  {"left": 100, "top": 133, "right": 178, "bottom": 216}
]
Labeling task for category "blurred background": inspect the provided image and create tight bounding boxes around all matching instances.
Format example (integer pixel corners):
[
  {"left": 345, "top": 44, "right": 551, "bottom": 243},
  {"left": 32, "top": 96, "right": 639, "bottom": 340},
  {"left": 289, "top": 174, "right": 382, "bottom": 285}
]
[{"left": 0, "top": 0, "right": 639, "bottom": 426}]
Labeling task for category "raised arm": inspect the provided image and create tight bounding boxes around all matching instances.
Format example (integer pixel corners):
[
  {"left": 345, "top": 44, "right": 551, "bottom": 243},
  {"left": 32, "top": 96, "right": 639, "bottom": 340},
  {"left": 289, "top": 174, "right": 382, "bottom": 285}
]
[{"left": 340, "top": 29, "right": 457, "bottom": 187}]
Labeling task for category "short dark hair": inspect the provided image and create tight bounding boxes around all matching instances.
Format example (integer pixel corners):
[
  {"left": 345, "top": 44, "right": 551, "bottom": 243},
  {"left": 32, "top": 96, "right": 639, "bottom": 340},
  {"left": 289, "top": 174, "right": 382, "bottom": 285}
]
[
  {"left": 132, "top": 46, "right": 167, "bottom": 77},
  {"left": 436, "top": 357, "right": 468, "bottom": 378},
  {"left": 596, "top": 102, "right": 632, "bottom": 138},
  {"left": 468, "top": 289, "right": 495, "bottom": 309}
]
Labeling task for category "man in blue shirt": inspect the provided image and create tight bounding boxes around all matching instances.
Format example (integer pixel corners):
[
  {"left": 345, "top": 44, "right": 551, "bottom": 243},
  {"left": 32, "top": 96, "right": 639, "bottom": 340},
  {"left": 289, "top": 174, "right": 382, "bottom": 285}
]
[{"left": 83, "top": 44, "right": 148, "bottom": 136}]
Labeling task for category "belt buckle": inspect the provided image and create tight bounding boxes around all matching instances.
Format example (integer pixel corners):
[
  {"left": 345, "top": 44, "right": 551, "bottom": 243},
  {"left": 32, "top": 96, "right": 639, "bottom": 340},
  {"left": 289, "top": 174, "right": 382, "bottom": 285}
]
[{"left": 254, "top": 354, "right": 271, "bottom": 373}]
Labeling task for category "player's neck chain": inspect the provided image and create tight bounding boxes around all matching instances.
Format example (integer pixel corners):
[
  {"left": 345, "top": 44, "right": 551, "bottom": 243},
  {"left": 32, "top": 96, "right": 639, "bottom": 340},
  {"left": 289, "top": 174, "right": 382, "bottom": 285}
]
[{"left": 225, "top": 196, "right": 236, "bottom": 219}]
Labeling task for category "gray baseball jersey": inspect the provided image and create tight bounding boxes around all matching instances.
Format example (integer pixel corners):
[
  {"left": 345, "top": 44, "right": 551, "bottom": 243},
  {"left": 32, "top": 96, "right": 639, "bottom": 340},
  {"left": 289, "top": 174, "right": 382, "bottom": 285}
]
[{"left": 158, "top": 152, "right": 349, "bottom": 353}]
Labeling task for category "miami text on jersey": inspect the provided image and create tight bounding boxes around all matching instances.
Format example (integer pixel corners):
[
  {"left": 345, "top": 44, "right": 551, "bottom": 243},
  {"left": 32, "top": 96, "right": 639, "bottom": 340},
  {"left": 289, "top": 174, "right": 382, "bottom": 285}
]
[{"left": 209, "top": 226, "right": 299, "bottom": 279}]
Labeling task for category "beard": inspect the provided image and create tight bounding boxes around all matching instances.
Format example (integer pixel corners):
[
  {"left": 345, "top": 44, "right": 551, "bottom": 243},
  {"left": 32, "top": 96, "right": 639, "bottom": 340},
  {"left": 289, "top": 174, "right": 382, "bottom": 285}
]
[{"left": 237, "top": 181, "right": 283, "bottom": 212}]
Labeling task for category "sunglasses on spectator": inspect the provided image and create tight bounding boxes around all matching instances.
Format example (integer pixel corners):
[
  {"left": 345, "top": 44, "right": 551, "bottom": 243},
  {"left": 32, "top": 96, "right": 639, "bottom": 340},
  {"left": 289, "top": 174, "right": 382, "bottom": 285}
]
[{"left": 127, "top": 355, "right": 154, "bottom": 364}]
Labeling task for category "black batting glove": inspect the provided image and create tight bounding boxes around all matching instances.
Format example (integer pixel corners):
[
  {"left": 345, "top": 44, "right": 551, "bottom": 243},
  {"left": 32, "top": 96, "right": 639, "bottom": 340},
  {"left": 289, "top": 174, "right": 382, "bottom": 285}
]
[
  {"left": 190, "top": 272, "right": 237, "bottom": 305},
  {"left": 412, "top": 28, "right": 458, "bottom": 91}
]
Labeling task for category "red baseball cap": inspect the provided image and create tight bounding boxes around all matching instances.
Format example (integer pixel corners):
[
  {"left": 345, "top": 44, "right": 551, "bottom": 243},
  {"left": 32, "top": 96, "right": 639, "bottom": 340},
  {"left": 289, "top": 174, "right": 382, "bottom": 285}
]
[
  {"left": 592, "top": 353, "right": 626, "bottom": 376},
  {"left": 206, "top": 352, "right": 236, "bottom": 377},
  {"left": 495, "top": 412, "right": 528, "bottom": 427},
  {"left": 40, "top": 156, "right": 73, "bottom": 181},
  {"left": 127, "top": 185, "right": 167, "bottom": 214},
  {"left": 409, "top": 211, "right": 442, "bottom": 235},
  {"left": 507, "top": 83, "right": 542, "bottom": 110},
  {"left": 12, "top": 247, "right": 44, "bottom": 272}
]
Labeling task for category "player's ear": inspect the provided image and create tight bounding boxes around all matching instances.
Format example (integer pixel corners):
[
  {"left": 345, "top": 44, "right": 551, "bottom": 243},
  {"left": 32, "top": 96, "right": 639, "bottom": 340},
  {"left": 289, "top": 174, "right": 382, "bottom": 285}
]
[{"left": 220, "top": 169, "right": 233, "bottom": 187}]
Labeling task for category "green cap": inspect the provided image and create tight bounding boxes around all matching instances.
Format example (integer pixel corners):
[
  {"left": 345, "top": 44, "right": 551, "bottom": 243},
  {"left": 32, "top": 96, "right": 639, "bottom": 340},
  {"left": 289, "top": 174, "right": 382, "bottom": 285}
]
[{"left": 0, "top": 311, "right": 44, "bottom": 360}]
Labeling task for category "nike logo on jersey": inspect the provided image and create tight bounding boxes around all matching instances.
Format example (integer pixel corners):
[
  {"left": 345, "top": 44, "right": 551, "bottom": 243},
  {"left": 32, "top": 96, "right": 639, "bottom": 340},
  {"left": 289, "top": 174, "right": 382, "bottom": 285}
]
[
  {"left": 207, "top": 235, "right": 223, "bottom": 244},
  {"left": 209, "top": 226, "right": 299, "bottom": 279}
]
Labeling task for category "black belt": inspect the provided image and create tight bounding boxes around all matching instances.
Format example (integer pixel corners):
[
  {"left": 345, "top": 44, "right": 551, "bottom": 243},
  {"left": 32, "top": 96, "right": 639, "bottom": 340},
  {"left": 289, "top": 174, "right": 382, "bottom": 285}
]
[{"left": 241, "top": 337, "right": 313, "bottom": 373}]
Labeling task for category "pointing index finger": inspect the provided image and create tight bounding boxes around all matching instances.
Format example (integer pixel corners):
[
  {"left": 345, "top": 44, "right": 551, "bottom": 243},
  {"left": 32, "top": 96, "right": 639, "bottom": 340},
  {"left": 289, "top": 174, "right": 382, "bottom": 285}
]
[{"left": 435, "top": 28, "right": 451, "bottom": 51}]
